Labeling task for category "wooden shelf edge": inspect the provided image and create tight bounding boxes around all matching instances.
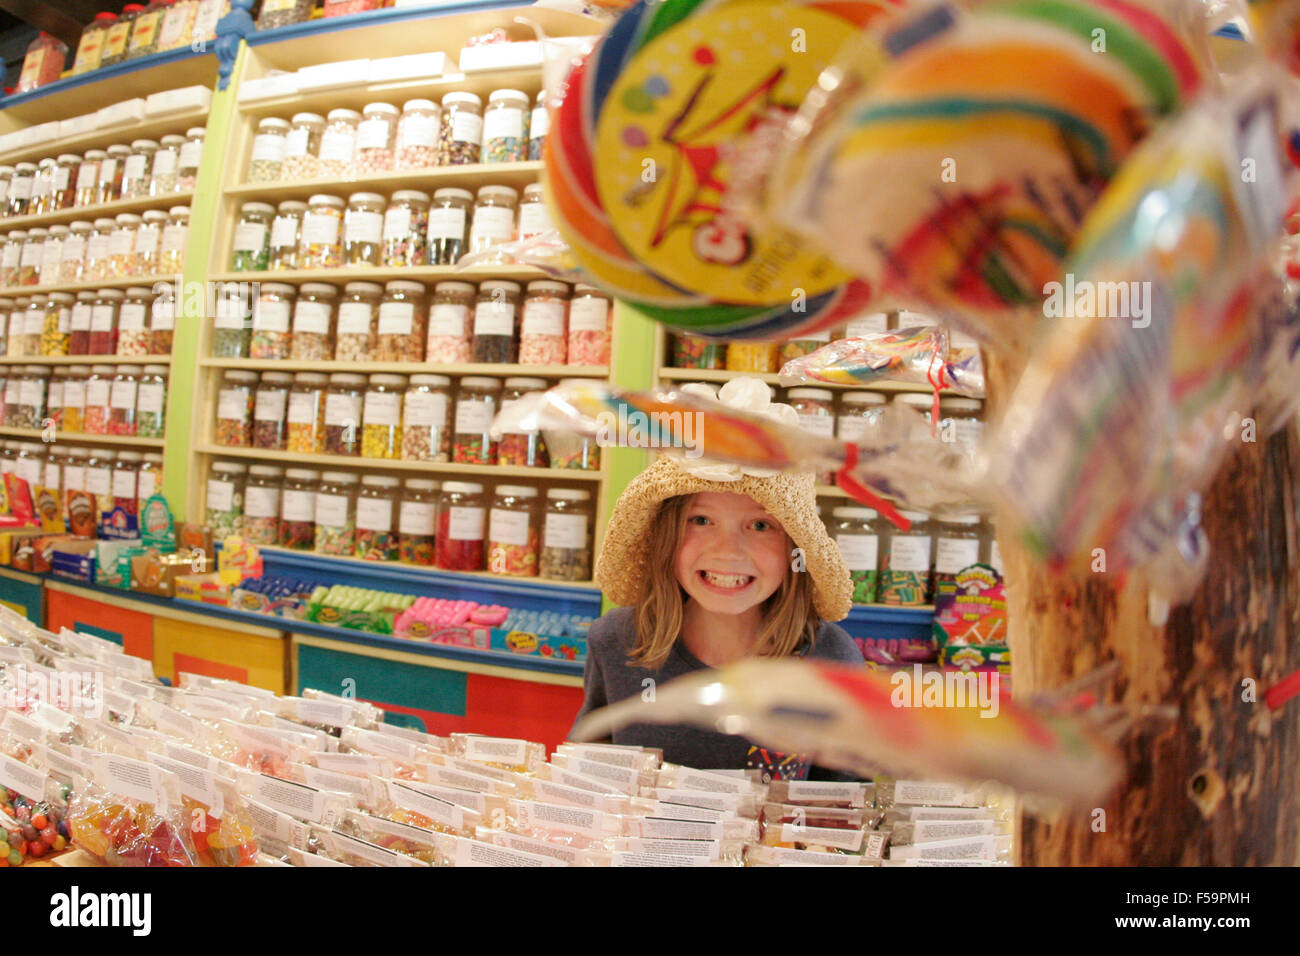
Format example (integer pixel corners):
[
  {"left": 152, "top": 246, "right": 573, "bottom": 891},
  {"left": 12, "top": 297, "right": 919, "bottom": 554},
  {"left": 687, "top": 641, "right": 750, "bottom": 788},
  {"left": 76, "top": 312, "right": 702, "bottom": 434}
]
[
  {"left": 0, "top": 273, "right": 180, "bottom": 298},
  {"left": 222, "top": 163, "right": 542, "bottom": 198},
  {"left": 197, "top": 358, "right": 607, "bottom": 376},
  {"left": 0, "top": 192, "right": 195, "bottom": 231},
  {"left": 193, "top": 444, "right": 606, "bottom": 479},
  {"left": 0, "top": 427, "right": 165, "bottom": 446},
  {"left": 0, "top": 355, "right": 172, "bottom": 365}
]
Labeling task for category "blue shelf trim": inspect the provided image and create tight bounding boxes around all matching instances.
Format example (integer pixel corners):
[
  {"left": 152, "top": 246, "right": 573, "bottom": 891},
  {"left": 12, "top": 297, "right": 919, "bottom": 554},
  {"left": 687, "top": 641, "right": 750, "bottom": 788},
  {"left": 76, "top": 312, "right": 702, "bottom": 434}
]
[
  {"left": 248, "top": 0, "right": 527, "bottom": 46},
  {"left": 0, "top": 48, "right": 216, "bottom": 109},
  {"left": 840, "top": 604, "right": 935, "bottom": 643}
]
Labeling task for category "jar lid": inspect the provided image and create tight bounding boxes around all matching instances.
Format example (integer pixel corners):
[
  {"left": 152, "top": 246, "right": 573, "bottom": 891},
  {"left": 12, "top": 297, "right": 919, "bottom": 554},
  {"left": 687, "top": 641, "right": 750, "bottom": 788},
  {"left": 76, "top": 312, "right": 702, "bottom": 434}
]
[
  {"left": 47, "top": 292, "right": 74, "bottom": 303},
  {"left": 347, "top": 191, "right": 386, "bottom": 204},
  {"left": 343, "top": 281, "right": 383, "bottom": 294},
  {"left": 285, "top": 468, "right": 320, "bottom": 480},
  {"left": 293, "top": 372, "right": 328, "bottom": 384},
  {"left": 572, "top": 283, "right": 607, "bottom": 296},
  {"left": 404, "top": 478, "right": 437, "bottom": 491},
  {"left": 106, "top": 145, "right": 131, "bottom": 156},
  {"left": 503, "top": 377, "right": 547, "bottom": 390},
  {"left": 441, "top": 91, "right": 482, "bottom": 108},
  {"left": 488, "top": 88, "right": 529, "bottom": 103},
  {"left": 67, "top": 448, "right": 91, "bottom": 458},
  {"left": 523, "top": 183, "right": 545, "bottom": 198},
  {"left": 441, "top": 481, "right": 483, "bottom": 494},
  {"left": 276, "top": 200, "right": 308, "bottom": 212},
  {"left": 26, "top": 227, "right": 48, "bottom": 236},
  {"left": 898, "top": 510, "right": 929, "bottom": 522},
  {"left": 291, "top": 112, "right": 324, "bottom": 125},
  {"left": 141, "top": 210, "right": 168, "bottom": 222},
  {"left": 159, "top": 134, "right": 186, "bottom": 146},
  {"left": 940, "top": 397, "right": 983, "bottom": 412},
  {"left": 117, "top": 365, "right": 143, "bottom": 374},
  {"left": 260, "top": 282, "right": 296, "bottom": 295},
  {"left": 526, "top": 280, "right": 569, "bottom": 295},
  {"left": 0, "top": 299, "right": 11, "bottom": 306},
  {"left": 939, "top": 513, "right": 982, "bottom": 524},
  {"left": 114, "top": 214, "right": 142, "bottom": 224},
  {"left": 893, "top": 393, "right": 934, "bottom": 409},
  {"left": 362, "top": 475, "right": 400, "bottom": 488},
  {"left": 130, "top": 139, "right": 159, "bottom": 150},
  {"left": 24, "top": 297, "right": 45, "bottom": 306},
  {"left": 327, "top": 108, "right": 362, "bottom": 122},
  {"left": 249, "top": 465, "right": 283, "bottom": 477},
  {"left": 240, "top": 201, "right": 275, "bottom": 215},
  {"left": 81, "top": 150, "right": 107, "bottom": 160},
  {"left": 185, "top": 127, "right": 206, "bottom": 137},
  {"left": 222, "top": 369, "right": 258, "bottom": 382},
  {"left": 383, "top": 280, "right": 425, "bottom": 294},
  {"left": 391, "top": 189, "right": 430, "bottom": 203},
  {"left": 94, "top": 289, "right": 124, "bottom": 298},
  {"left": 368, "top": 374, "right": 408, "bottom": 386},
  {"left": 546, "top": 488, "right": 590, "bottom": 501},
  {"left": 142, "top": 364, "right": 167, "bottom": 374},
  {"left": 495, "top": 484, "right": 538, "bottom": 498},
  {"left": 56, "top": 153, "right": 81, "bottom": 164},
  {"left": 402, "top": 99, "right": 436, "bottom": 112},
  {"left": 329, "top": 373, "right": 367, "bottom": 385},
  {"left": 256, "top": 117, "right": 291, "bottom": 131},
  {"left": 408, "top": 374, "right": 451, "bottom": 386},
  {"left": 434, "top": 281, "right": 476, "bottom": 294},
  {"left": 477, "top": 185, "right": 518, "bottom": 201},
  {"left": 321, "top": 471, "right": 359, "bottom": 484},
  {"left": 833, "top": 506, "right": 878, "bottom": 520},
  {"left": 69, "top": 220, "right": 94, "bottom": 229},
  {"left": 787, "top": 388, "right": 833, "bottom": 401},
  {"left": 93, "top": 12, "right": 117, "bottom": 22},
  {"left": 13, "top": 163, "right": 36, "bottom": 171},
  {"left": 115, "top": 450, "right": 143, "bottom": 462},
  {"left": 75, "top": 292, "right": 96, "bottom": 301},
  {"left": 363, "top": 102, "right": 399, "bottom": 116},
  {"left": 5, "top": 231, "right": 27, "bottom": 239},
  {"left": 68, "top": 365, "right": 91, "bottom": 374},
  {"left": 48, "top": 224, "right": 69, "bottom": 233},
  {"left": 167, "top": 206, "right": 190, "bottom": 216},
  {"left": 143, "top": 453, "right": 162, "bottom": 463},
  {"left": 308, "top": 194, "right": 345, "bottom": 207},
  {"left": 260, "top": 372, "right": 294, "bottom": 384},
  {"left": 478, "top": 280, "right": 521, "bottom": 294},
  {"left": 299, "top": 283, "right": 338, "bottom": 296},
  {"left": 433, "top": 187, "right": 474, "bottom": 202},
  {"left": 841, "top": 391, "right": 886, "bottom": 405},
  {"left": 459, "top": 376, "right": 500, "bottom": 389},
  {"left": 125, "top": 286, "right": 152, "bottom": 295},
  {"left": 211, "top": 462, "right": 248, "bottom": 474},
  {"left": 89, "top": 364, "right": 116, "bottom": 373}
]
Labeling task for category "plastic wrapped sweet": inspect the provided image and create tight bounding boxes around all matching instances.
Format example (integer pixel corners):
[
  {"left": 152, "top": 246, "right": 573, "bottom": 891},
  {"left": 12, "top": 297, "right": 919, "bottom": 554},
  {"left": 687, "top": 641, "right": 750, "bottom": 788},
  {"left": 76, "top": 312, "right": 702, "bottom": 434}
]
[
  {"left": 779, "top": 327, "right": 984, "bottom": 396},
  {"left": 67, "top": 756, "right": 197, "bottom": 866}
]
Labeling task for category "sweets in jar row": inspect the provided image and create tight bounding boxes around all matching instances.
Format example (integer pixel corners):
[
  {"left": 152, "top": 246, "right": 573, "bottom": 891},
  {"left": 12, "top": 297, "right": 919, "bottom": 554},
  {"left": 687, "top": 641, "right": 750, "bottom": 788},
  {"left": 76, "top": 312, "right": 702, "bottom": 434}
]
[
  {"left": 245, "top": 91, "right": 547, "bottom": 183},
  {"left": 0, "top": 135, "right": 203, "bottom": 220},
  {"left": 256, "top": 0, "right": 384, "bottom": 31},
  {"left": 70, "top": 2, "right": 226, "bottom": 76},
  {"left": 204, "top": 462, "right": 595, "bottom": 580},
  {"left": 2, "top": 443, "right": 164, "bottom": 520},
  {"left": 213, "top": 277, "right": 611, "bottom": 366},
  {"left": 0, "top": 364, "right": 168, "bottom": 438},
  {"left": 818, "top": 505, "right": 999, "bottom": 607},
  {"left": 214, "top": 370, "right": 600, "bottom": 469},
  {"left": 0, "top": 288, "right": 176, "bottom": 359},
  {"left": 231, "top": 185, "right": 550, "bottom": 271},
  {"left": 0, "top": 207, "right": 191, "bottom": 288}
]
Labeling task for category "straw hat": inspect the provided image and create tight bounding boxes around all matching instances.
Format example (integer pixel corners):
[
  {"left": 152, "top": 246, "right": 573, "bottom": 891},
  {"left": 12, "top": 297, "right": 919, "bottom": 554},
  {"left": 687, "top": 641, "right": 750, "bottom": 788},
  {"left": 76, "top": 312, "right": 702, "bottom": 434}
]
[{"left": 595, "top": 379, "right": 853, "bottom": 622}]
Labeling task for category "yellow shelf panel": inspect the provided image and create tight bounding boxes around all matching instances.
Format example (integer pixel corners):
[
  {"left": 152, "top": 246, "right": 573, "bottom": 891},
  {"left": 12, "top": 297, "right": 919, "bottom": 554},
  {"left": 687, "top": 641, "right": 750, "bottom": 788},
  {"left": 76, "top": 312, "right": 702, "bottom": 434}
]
[{"left": 0, "top": 106, "right": 212, "bottom": 167}]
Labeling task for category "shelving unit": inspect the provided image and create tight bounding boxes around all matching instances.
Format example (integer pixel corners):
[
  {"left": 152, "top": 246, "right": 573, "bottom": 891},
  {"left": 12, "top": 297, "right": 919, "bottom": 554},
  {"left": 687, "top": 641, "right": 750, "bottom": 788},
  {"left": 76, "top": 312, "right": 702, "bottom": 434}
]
[
  {"left": 196, "top": 442, "right": 605, "bottom": 480},
  {"left": 0, "top": 272, "right": 184, "bottom": 298},
  {"left": 223, "top": 161, "right": 544, "bottom": 200},
  {"left": 0, "top": 427, "right": 165, "bottom": 447},
  {"left": 207, "top": 264, "right": 549, "bottom": 285},
  {"left": 0, "top": 355, "right": 172, "bottom": 366},
  {"left": 0, "top": 191, "right": 196, "bottom": 232}
]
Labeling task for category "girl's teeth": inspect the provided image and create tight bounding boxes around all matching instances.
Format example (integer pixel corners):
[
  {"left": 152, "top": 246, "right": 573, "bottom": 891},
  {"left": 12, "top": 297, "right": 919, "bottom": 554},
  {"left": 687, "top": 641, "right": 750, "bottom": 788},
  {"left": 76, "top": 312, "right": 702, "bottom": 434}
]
[{"left": 704, "top": 572, "right": 750, "bottom": 588}]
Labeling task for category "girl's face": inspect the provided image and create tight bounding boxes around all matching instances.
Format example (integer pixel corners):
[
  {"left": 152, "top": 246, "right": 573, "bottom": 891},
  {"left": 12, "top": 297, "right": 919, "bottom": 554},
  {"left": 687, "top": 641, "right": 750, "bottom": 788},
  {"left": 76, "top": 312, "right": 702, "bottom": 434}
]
[{"left": 674, "top": 492, "right": 791, "bottom": 617}]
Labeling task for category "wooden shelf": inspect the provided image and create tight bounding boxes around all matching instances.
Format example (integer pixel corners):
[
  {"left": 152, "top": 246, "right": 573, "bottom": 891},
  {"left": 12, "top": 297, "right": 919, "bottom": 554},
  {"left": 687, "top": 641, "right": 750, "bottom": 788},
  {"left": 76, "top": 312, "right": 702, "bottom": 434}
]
[
  {"left": 657, "top": 366, "right": 977, "bottom": 397},
  {"left": 208, "top": 264, "right": 550, "bottom": 285},
  {"left": 0, "top": 273, "right": 179, "bottom": 298},
  {"left": 0, "top": 192, "right": 194, "bottom": 231},
  {"left": 193, "top": 444, "right": 606, "bottom": 480},
  {"left": 0, "top": 355, "right": 172, "bottom": 366},
  {"left": 223, "top": 164, "right": 542, "bottom": 202},
  {"left": 198, "top": 358, "right": 606, "bottom": 377},
  {"left": 0, "top": 106, "right": 211, "bottom": 167},
  {"left": 0, "top": 427, "right": 164, "bottom": 447}
]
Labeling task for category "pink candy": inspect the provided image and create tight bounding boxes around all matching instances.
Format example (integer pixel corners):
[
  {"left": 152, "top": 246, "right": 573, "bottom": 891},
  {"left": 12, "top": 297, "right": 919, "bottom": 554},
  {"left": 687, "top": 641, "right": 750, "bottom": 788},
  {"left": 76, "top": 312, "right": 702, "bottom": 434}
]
[{"left": 396, "top": 596, "right": 511, "bottom": 634}]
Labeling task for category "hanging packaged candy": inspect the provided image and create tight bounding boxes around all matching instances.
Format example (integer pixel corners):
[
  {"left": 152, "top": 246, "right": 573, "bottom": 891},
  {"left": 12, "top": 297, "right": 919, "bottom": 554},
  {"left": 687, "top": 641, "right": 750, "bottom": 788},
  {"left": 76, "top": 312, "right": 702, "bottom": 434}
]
[{"left": 778, "top": 326, "right": 985, "bottom": 396}]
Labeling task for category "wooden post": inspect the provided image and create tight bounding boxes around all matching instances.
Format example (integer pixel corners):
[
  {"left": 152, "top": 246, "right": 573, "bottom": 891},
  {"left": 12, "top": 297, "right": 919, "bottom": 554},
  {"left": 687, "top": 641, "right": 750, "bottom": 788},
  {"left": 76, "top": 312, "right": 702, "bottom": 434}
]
[{"left": 987, "top": 354, "right": 1300, "bottom": 865}]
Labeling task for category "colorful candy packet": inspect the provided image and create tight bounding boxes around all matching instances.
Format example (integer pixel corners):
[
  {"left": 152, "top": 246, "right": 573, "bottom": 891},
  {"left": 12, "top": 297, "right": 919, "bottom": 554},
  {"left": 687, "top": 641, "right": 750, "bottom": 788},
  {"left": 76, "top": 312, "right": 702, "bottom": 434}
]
[{"left": 778, "top": 326, "right": 985, "bottom": 396}]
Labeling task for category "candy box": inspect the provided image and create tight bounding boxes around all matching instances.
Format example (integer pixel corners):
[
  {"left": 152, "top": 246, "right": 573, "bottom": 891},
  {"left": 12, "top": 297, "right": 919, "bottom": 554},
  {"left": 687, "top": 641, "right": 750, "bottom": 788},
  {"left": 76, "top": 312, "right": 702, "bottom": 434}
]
[
  {"left": 175, "top": 569, "right": 242, "bottom": 605},
  {"left": 940, "top": 644, "right": 1011, "bottom": 680},
  {"left": 131, "top": 551, "right": 205, "bottom": 598},
  {"left": 367, "top": 52, "right": 446, "bottom": 83},
  {"left": 228, "top": 587, "right": 305, "bottom": 619},
  {"left": 295, "top": 59, "right": 371, "bottom": 91},
  {"left": 95, "top": 539, "right": 143, "bottom": 589},
  {"left": 306, "top": 603, "right": 395, "bottom": 635},
  {"left": 218, "top": 536, "right": 263, "bottom": 581},
  {"left": 50, "top": 540, "right": 96, "bottom": 584},
  {"left": 144, "top": 85, "right": 213, "bottom": 116},
  {"left": 18, "top": 534, "right": 81, "bottom": 574}
]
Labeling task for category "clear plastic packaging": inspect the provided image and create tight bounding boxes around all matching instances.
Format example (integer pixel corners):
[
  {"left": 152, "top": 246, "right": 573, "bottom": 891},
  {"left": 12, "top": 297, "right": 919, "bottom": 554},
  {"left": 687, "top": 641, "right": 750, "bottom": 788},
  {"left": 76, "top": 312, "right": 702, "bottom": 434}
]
[{"left": 528, "top": 90, "right": 548, "bottom": 161}]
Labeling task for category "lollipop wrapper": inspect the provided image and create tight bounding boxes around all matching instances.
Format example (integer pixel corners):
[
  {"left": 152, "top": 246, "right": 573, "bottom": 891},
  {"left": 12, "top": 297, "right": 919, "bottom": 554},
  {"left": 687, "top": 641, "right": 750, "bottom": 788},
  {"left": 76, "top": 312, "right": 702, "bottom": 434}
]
[
  {"left": 778, "top": 326, "right": 985, "bottom": 396},
  {"left": 455, "top": 229, "right": 587, "bottom": 283}
]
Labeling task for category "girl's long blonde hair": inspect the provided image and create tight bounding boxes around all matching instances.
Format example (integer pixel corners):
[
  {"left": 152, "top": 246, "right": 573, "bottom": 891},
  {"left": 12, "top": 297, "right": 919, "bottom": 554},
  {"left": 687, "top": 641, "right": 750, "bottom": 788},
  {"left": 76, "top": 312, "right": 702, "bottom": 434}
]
[{"left": 630, "top": 493, "right": 820, "bottom": 669}]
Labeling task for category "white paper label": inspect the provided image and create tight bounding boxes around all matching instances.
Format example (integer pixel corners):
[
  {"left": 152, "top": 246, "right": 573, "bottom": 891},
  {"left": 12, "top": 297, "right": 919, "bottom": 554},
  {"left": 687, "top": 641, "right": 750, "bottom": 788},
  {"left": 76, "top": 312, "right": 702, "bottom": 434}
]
[
  {"left": 23, "top": 309, "right": 44, "bottom": 335},
  {"left": 75, "top": 163, "right": 98, "bottom": 191},
  {"left": 111, "top": 469, "right": 136, "bottom": 499},
  {"left": 836, "top": 533, "right": 878, "bottom": 571},
  {"left": 383, "top": 207, "right": 411, "bottom": 241},
  {"left": 363, "top": 390, "right": 400, "bottom": 426},
  {"left": 151, "top": 150, "right": 177, "bottom": 177},
  {"left": 161, "top": 223, "right": 188, "bottom": 255},
  {"left": 356, "top": 117, "right": 392, "bottom": 151},
  {"left": 287, "top": 391, "right": 319, "bottom": 425},
  {"left": 398, "top": 500, "right": 435, "bottom": 536},
  {"left": 137, "top": 469, "right": 157, "bottom": 500},
  {"left": 517, "top": 201, "right": 553, "bottom": 238},
  {"left": 319, "top": 127, "right": 356, "bottom": 163},
  {"left": 567, "top": 300, "right": 609, "bottom": 338},
  {"left": 403, "top": 390, "right": 446, "bottom": 427},
  {"left": 253, "top": 299, "right": 291, "bottom": 332},
  {"left": 453, "top": 398, "right": 493, "bottom": 434},
  {"left": 251, "top": 132, "right": 287, "bottom": 164},
  {"left": 488, "top": 508, "right": 529, "bottom": 546},
  {"left": 889, "top": 536, "right": 932, "bottom": 573},
  {"left": 136, "top": 224, "right": 162, "bottom": 257},
  {"left": 302, "top": 212, "right": 340, "bottom": 246},
  {"left": 293, "top": 300, "right": 332, "bottom": 335},
  {"left": 118, "top": 303, "right": 147, "bottom": 331},
  {"left": 324, "top": 393, "right": 361, "bottom": 427},
  {"left": 345, "top": 210, "right": 383, "bottom": 245},
  {"left": 315, "top": 493, "right": 350, "bottom": 527},
  {"left": 284, "top": 126, "right": 310, "bottom": 158},
  {"left": 846, "top": 313, "right": 889, "bottom": 337},
  {"left": 270, "top": 215, "right": 299, "bottom": 250},
  {"left": 151, "top": 298, "right": 175, "bottom": 330},
  {"left": 336, "top": 301, "right": 371, "bottom": 335},
  {"left": 450, "top": 110, "right": 483, "bottom": 144},
  {"left": 86, "top": 465, "right": 111, "bottom": 496},
  {"left": 205, "top": 478, "right": 235, "bottom": 512},
  {"left": 469, "top": 205, "right": 514, "bottom": 242},
  {"left": 85, "top": 380, "right": 110, "bottom": 408},
  {"left": 530, "top": 105, "right": 550, "bottom": 139},
  {"left": 447, "top": 506, "right": 484, "bottom": 541},
  {"left": 217, "top": 387, "right": 249, "bottom": 421},
  {"left": 61, "top": 234, "right": 87, "bottom": 266},
  {"left": 254, "top": 389, "right": 287, "bottom": 422},
  {"left": 63, "top": 464, "right": 85, "bottom": 491},
  {"left": 429, "top": 303, "right": 467, "bottom": 337},
  {"left": 122, "top": 153, "right": 148, "bottom": 185},
  {"left": 543, "top": 512, "right": 588, "bottom": 550},
  {"left": 64, "top": 379, "right": 86, "bottom": 408},
  {"left": 15, "top": 456, "right": 39, "bottom": 486},
  {"left": 233, "top": 221, "right": 267, "bottom": 253},
  {"left": 483, "top": 106, "right": 524, "bottom": 143},
  {"left": 398, "top": 113, "right": 437, "bottom": 148},
  {"left": 282, "top": 488, "right": 314, "bottom": 521},
  {"left": 356, "top": 497, "right": 392, "bottom": 532},
  {"left": 891, "top": 780, "right": 977, "bottom": 807},
  {"left": 21, "top": 241, "right": 45, "bottom": 266},
  {"left": 521, "top": 300, "right": 565, "bottom": 337},
  {"left": 473, "top": 301, "right": 513, "bottom": 336},
  {"left": 427, "top": 206, "right": 466, "bottom": 240},
  {"left": 85, "top": 233, "right": 109, "bottom": 264},
  {"left": 246, "top": 485, "right": 279, "bottom": 519},
  {"left": 935, "top": 537, "right": 981, "bottom": 575},
  {"left": 377, "top": 302, "right": 414, "bottom": 336},
  {"left": 797, "top": 412, "right": 835, "bottom": 437},
  {"left": 179, "top": 139, "right": 203, "bottom": 170},
  {"left": 110, "top": 379, "right": 137, "bottom": 410}
]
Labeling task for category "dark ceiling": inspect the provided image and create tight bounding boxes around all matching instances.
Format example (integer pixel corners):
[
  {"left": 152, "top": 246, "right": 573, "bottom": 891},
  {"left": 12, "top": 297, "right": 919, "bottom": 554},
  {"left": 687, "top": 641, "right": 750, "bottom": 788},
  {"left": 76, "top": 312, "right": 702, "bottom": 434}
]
[{"left": 0, "top": 2, "right": 146, "bottom": 92}]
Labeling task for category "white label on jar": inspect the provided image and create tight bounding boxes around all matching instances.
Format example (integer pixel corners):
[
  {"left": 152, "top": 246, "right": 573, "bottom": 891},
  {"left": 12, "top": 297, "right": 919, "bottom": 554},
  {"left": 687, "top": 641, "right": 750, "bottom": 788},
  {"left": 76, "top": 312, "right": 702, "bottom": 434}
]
[
  {"left": 214, "top": 296, "right": 246, "bottom": 328},
  {"left": 427, "top": 206, "right": 466, "bottom": 240},
  {"left": 44, "top": 461, "right": 60, "bottom": 490},
  {"left": 206, "top": 479, "right": 234, "bottom": 512},
  {"left": 19, "top": 378, "right": 43, "bottom": 406},
  {"left": 935, "top": 537, "right": 981, "bottom": 576},
  {"left": 544, "top": 512, "right": 587, "bottom": 550},
  {"left": 530, "top": 105, "right": 550, "bottom": 139},
  {"left": 489, "top": 508, "right": 530, "bottom": 546},
  {"left": 270, "top": 216, "right": 298, "bottom": 250},
  {"left": 85, "top": 379, "right": 110, "bottom": 407},
  {"left": 151, "top": 150, "right": 177, "bottom": 177},
  {"left": 161, "top": 224, "right": 188, "bottom": 255},
  {"left": 255, "top": 389, "right": 287, "bottom": 422},
  {"left": 123, "top": 153, "right": 148, "bottom": 184},
  {"left": 293, "top": 300, "right": 332, "bottom": 335},
  {"left": 216, "top": 386, "right": 248, "bottom": 421},
  {"left": 138, "top": 382, "right": 164, "bottom": 415},
  {"left": 118, "top": 303, "right": 147, "bottom": 331},
  {"left": 356, "top": 117, "right": 391, "bottom": 151},
  {"left": 382, "top": 207, "right": 412, "bottom": 241},
  {"left": 16, "top": 457, "right": 40, "bottom": 487},
  {"left": 111, "top": 470, "right": 136, "bottom": 499},
  {"left": 20, "top": 242, "right": 44, "bottom": 267},
  {"left": 179, "top": 139, "right": 203, "bottom": 170},
  {"left": 48, "top": 380, "right": 64, "bottom": 407},
  {"left": 469, "top": 205, "right": 514, "bottom": 242},
  {"left": 319, "top": 127, "right": 356, "bottom": 163},
  {"left": 345, "top": 210, "right": 383, "bottom": 245},
  {"left": 356, "top": 497, "right": 392, "bottom": 532},
  {"left": 287, "top": 391, "right": 319, "bottom": 424},
  {"left": 363, "top": 391, "right": 400, "bottom": 427},
  {"left": 9, "top": 175, "right": 32, "bottom": 200},
  {"left": 943, "top": 417, "right": 984, "bottom": 455},
  {"left": 42, "top": 239, "right": 63, "bottom": 274},
  {"left": 151, "top": 299, "right": 175, "bottom": 330},
  {"left": 233, "top": 221, "right": 267, "bottom": 253},
  {"left": 97, "top": 159, "right": 117, "bottom": 188},
  {"left": 90, "top": 304, "right": 115, "bottom": 332},
  {"left": 450, "top": 110, "right": 483, "bottom": 145},
  {"left": 453, "top": 398, "right": 494, "bottom": 434},
  {"left": 403, "top": 390, "right": 447, "bottom": 427},
  {"left": 324, "top": 393, "right": 362, "bottom": 427},
  {"left": 797, "top": 412, "right": 835, "bottom": 438},
  {"left": 447, "top": 505, "right": 484, "bottom": 541},
  {"left": 473, "top": 301, "right": 513, "bottom": 337},
  {"left": 889, "top": 536, "right": 932, "bottom": 573},
  {"left": 24, "top": 309, "right": 44, "bottom": 336},
  {"left": 836, "top": 533, "right": 878, "bottom": 571},
  {"left": 54, "top": 166, "right": 72, "bottom": 191},
  {"left": 521, "top": 300, "right": 565, "bottom": 337},
  {"left": 398, "top": 114, "right": 437, "bottom": 148},
  {"left": 61, "top": 234, "right": 87, "bottom": 265},
  {"left": 283, "top": 488, "right": 314, "bottom": 522},
  {"left": 246, "top": 485, "right": 279, "bottom": 519},
  {"left": 1, "top": 244, "right": 18, "bottom": 269},
  {"left": 4, "top": 379, "right": 19, "bottom": 403},
  {"left": 483, "top": 106, "right": 524, "bottom": 143},
  {"left": 518, "top": 201, "right": 553, "bottom": 238},
  {"left": 399, "top": 500, "right": 435, "bottom": 536},
  {"left": 301, "top": 212, "right": 340, "bottom": 247},
  {"left": 990, "top": 539, "right": 1003, "bottom": 576},
  {"left": 63, "top": 464, "right": 85, "bottom": 491},
  {"left": 846, "top": 313, "right": 889, "bottom": 337},
  {"left": 85, "top": 232, "right": 110, "bottom": 263},
  {"left": 110, "top": 380, "right": 137, "bottom": 410},
  {"left": 135, "top": 224, "right": 161, "bottom": 256},
  {"left": 107, "top": 229, "right": 135, "bottom": 258},
  {"left": 75, "top": 163, "right": 97, "bottom": 191},
  {"left": 567, "top": 298, "right": 608, "bottom": 334},
  {"left": 315, "top": 493, "right": 350, "bottom": 527},
  {"left": 7, "top": 314, "right": 21, "bottom": 338},
  {"left": 284, "top": 126, "right": 310, "bottom": 158},
  {"left": 251, "top": 132, "right": 287, "bottom": 164},
  {"left": 64, "top": 380, "right": 85, "bottom": 407},
  {"left": 837, "top": 415, "right": 879, "bottom": 445},
  {"left": 253, "top": 299, "right": 291, "bottom": 332},
  {"left": 377, "top": 302, "right": 414, "bottom": 336},
  {"left": 86, "top": 466, "right": 111, "bottom": 497},
  {"left": 429, "top": 303, "right": 467, "bottom": 337},
  {"left": 336, "top": 302, "right": 371, "bottom": 335},
  {"left": 138, "top": 469, "right": 157, "bottom": 500}
]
